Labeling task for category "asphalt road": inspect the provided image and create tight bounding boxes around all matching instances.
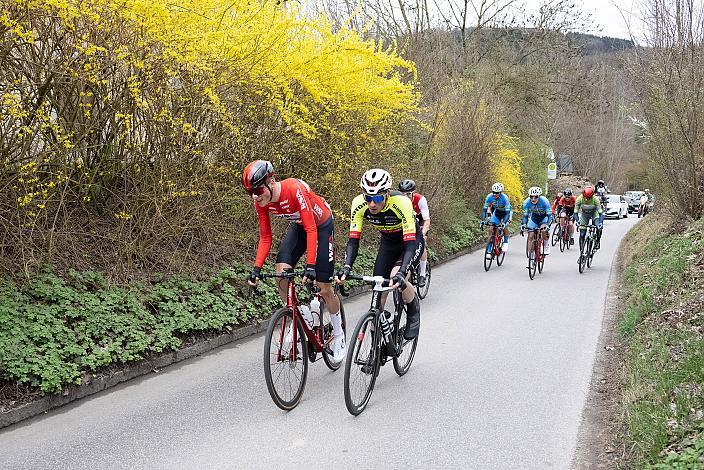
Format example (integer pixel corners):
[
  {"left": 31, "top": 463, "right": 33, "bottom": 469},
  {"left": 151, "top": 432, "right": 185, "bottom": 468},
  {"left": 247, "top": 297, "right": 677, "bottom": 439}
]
[{"left": 0, "top": 216, "right": 637, "bottom": 470}]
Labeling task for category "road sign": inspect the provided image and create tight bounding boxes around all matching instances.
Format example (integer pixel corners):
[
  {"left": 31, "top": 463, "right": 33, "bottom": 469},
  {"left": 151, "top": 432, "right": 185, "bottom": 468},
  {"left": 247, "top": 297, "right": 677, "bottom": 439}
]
[{"left": 547, "top": 162, "right": 557, "bottom": 179}]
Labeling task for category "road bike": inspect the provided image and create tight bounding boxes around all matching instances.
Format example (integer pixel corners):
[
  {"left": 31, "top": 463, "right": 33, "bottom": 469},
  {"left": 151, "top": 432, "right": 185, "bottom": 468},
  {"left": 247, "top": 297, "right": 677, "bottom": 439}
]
[
  {"left": 343, "top": 274, "right": 419, "bottom": 416},
  {"left": 578, "top": 224, "right": 598, "bottom": 274},
  {"left": 261, "top": 271, "right": 346, "bottom": 410},
  {"left": 522, "top": 226, "right": 548, "bottom": 280},
  {"left": 557, "top": 214, "right": 573, "bottom": 253},
  {"left": 484, "top": 223, "right": 507, "bottom": 272}
]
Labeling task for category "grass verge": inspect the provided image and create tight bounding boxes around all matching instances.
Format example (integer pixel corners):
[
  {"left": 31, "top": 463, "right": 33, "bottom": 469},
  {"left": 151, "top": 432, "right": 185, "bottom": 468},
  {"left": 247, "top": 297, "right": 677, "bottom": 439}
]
[{"left": 619, "top": 215, "right": 704, "bottom": 468}]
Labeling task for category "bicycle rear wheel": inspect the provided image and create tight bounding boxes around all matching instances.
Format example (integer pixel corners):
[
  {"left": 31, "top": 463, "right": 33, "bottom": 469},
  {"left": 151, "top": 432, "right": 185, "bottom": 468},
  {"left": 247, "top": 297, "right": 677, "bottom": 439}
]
[
  {"left": 483, "top": 240, "right": 494, "bottom": 272},
  {"left": 416, "top": 264, "right": 431, "bottom": 300},
  {"left": 263, "top": 308, "right": 308, "bottom": 411},
  {"left": 393, "top": 302, "right": 418, "bottom": 376},
  {"left": 344, "top": 311, "right": 380, "bottom": 416},
  {"left": 496, "top": 246, "right": 506, "bottom": 266},
  {"left": 322, "top": 294, "right": 347, "bottom": 371}
]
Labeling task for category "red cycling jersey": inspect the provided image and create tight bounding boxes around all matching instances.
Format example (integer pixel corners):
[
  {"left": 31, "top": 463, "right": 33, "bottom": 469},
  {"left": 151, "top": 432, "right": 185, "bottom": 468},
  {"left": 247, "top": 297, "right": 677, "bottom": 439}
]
[
  {"left": 254, "top": 178, "right": 331, "bottom": 268},
  {"left": 411, "top": 193, "right": 422, "bottom": 215},
  {"left": 559, "top": 195, "right": 577, "bottom": 209}
]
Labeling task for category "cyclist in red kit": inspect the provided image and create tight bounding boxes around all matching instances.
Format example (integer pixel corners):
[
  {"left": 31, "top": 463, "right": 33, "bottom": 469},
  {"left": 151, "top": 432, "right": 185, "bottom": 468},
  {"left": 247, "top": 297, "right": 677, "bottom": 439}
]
[{"left": 242, "top": 160, "right": 345, "bottom": 361}]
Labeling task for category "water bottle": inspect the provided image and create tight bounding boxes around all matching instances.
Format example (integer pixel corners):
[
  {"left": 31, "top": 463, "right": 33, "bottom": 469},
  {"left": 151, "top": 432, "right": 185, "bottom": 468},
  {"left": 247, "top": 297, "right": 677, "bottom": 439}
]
[
  {"left": 379, "top": 310, "right": 392, "bottom": 350},
  {"left": 299, "top": 305, "right": 314, "bottom": 328},
  {"left": 309, "top": 297, "right": 321, "bottom": 327}
]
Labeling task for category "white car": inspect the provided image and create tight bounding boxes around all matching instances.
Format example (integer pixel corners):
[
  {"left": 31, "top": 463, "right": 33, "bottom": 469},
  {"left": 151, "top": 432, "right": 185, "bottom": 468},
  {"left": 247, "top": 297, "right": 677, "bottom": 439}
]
[{"left": 604, "top": 194, "right": 629, "bottom": 219}]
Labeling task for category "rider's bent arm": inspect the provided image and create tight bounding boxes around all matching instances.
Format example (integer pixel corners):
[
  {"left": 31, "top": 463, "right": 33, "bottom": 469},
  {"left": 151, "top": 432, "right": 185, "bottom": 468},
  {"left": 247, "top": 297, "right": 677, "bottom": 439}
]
[
  {"left": 345, "top": 194, "right": 366, "bottom": 268},
  {"left": 399, "top": 238, "right": 417, "bottom": 274},
  {"left": 418, "top": 195, "right": 430, "bottom": 222},
  {"left": 521, "top": 199, "right": 530, "bottom": 225},
  {"left": 344, "top": 237, "right": 360, "bottom": 268},
  {"left": 254, "top": 204, "right": 273, "bottom": 268},
  {"left": 482, "top": 194, "right": 491, "bottom": 221}
]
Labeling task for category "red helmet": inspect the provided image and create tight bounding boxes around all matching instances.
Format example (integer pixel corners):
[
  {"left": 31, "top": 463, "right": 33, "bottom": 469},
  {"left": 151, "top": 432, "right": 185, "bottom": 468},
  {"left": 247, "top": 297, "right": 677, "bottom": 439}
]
[
  {"left": 242, "top": 160, "right": 274, "bottom": 191},
  {"left": 583, "top": 186, "right": 595, "bottom": 198}
]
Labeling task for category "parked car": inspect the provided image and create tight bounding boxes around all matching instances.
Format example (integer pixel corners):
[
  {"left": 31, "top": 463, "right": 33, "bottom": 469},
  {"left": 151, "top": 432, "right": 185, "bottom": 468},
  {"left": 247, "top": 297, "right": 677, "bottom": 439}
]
[
  {"left": 605, "top": 194, "right": 629, "bottom": 219},
  {"left": 624, "top": 191, "right": 645, "bottom": 213}
]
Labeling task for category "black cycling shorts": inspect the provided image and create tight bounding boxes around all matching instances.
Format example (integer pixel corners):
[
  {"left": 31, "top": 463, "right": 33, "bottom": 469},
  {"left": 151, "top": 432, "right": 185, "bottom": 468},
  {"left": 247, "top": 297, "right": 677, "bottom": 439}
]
[
  {"left": 372, "top": 230, "right": 425, "bottom": 278},
  {"left": 560, "top": 207, "right": 575, "bottom": 218},
  {"left": 276, "top": 217, "right": 335, "bottom": 282}
]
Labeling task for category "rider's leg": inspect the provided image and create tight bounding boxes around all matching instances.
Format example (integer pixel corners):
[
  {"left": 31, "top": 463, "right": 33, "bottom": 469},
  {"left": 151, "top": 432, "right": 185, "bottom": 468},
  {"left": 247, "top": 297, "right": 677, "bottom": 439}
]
[
  {"left": 420, "top": 248, "right": 428, "bottom": 274},
  {"left": 373, "top": 237, "right": 403, "bottom": 311},
  {"left": 312, "top": 218, "right": 343, "bottom": 339},
  {"left": 577, "top": 214, "right": 586, "bottom": 249},
  {"left": 541, "top": 216, "right": 551, "bottom": 254},
  {"left": 501, "top": 214, "right": 511, "bottom": 250},
  {"left": 596, "top": 213, "right": 605, "bottom": 249},
  {"left": 391, "top": 264, "right": 420, "bottom": 339},
  {"left": 274, "top": 262, "right": 294, "bottom": 304},
  {"left": 275, "top": 224, "right": 307, "bottom": 304}
]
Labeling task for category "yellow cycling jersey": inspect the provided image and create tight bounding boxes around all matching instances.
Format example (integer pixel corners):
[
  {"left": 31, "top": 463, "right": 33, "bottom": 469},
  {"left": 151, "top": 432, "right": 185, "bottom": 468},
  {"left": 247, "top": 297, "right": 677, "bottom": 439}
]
[{"left": 349, "top": 191, "right": 417, "bottom": 241}]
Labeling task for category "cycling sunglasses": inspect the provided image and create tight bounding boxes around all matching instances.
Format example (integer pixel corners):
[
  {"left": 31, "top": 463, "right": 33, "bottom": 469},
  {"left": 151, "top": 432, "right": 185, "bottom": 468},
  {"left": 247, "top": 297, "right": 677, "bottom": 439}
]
[
  {"left": 364, "top": 193, "right": 387, "bottom": 204},
  {"left": 492, "top": 191, "right": 500, "bottom": 196},
  {"left": 529, "top": 195, "right": 540, "bottom": 200},
  {"left": 248, "top": 186, "right": 267, "bottom": 196}
]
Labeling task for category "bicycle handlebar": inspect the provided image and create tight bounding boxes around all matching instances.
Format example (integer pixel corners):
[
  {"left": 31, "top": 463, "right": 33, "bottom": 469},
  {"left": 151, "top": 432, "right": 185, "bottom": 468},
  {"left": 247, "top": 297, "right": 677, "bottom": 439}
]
[{"left": 258, "top": 271, "right": 306, "bottom": 280}]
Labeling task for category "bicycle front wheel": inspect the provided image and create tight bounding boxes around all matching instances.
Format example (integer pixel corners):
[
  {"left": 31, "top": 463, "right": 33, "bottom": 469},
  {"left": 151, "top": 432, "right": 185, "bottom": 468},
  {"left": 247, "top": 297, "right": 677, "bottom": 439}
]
[
  {"left": 344, "top": 311, "right": 380, "bottom": 416},
  {"left": 263, "top": 308, "right": 308, "bottom": 411},
  {"left": 483, "top": 241, "right": 494, "bottom": 272},
  {"left": 578, "top": 244, "right": 588, "bottom": 274},
  {"left": 393, "top": 302, "right": 418, "bottom": 376},
  {"left": 551, "top": 224, "right": 560, "bottom": 246},
  {"left": 528, "top": 248, "right": 537, "bottom": 280},
  {"left": 416, "top": 264, "right": 431, "bottom": 300},
  {"left": 586, "top": 238, "right": 594, "bottom": 268}
]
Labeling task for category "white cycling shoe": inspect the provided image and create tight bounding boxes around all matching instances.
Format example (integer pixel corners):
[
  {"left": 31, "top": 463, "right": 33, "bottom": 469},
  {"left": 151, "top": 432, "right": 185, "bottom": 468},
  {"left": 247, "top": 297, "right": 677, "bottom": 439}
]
[{"left": 332, "top": 335, "right": 346, "bottom": 363}]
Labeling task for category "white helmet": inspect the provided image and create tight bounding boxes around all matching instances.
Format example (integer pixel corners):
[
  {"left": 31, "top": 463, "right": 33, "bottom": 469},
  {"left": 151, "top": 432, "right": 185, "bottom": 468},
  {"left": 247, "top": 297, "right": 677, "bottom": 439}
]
[
  {"left": 528, "top": 186, "right": 542, "bottom": 197},
  {"left": 491, "top": 182, "right": 504, "bottom": 193},
  {"left": 360, "top": 169, "right": 392, "bottom": 195}
]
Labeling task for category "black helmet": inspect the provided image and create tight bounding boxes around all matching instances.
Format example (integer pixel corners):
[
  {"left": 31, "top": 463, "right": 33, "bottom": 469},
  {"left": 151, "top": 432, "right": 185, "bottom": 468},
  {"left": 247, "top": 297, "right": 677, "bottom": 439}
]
[
  {"left": 242, "top": 160, "right": 274, "bottom": 191},
  {"left": 564, "top": 188, "right": 572, "bottom": 197},
  {"left": 597, "top": 179, "right": 605, "bottom": 186},
  {"left": 398, "top": 179, "right": 416, "bottom": 192}
]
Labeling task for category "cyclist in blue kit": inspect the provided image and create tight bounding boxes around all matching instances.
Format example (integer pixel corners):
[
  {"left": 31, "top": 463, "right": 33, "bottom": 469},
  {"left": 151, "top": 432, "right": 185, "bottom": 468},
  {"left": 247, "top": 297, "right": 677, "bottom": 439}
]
[
  {"left": 521, "top": 186, "right": 554, "bottom": 255},
  {"left": 480, "top": 182, "right": 513, "bottom": 254}
]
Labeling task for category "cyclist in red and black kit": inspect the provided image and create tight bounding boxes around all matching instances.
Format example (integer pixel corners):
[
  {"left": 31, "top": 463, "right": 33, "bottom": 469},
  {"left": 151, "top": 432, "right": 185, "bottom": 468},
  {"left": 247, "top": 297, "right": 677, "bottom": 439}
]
[
  {"left": 242, "top": 160, "right": 345, "bottom": 361},
  {"left": 398, "top": 179, "right": 430, "bottom": 287},
  {"left": 559, "top": 188, "right": 577, "bottom": 245}
]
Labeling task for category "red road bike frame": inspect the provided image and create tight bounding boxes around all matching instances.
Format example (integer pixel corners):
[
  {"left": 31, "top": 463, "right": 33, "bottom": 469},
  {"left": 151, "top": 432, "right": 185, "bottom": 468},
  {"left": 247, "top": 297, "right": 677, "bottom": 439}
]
[{"left": 275, "top": 274, "right": 332, "bottom": 362}]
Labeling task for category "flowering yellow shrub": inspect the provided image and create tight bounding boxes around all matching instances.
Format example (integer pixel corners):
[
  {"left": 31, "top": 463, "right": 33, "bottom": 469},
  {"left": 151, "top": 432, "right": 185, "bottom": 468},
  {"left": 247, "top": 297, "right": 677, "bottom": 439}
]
[{"left": 492, "top": 134, "right": 524, "bottom": 205}]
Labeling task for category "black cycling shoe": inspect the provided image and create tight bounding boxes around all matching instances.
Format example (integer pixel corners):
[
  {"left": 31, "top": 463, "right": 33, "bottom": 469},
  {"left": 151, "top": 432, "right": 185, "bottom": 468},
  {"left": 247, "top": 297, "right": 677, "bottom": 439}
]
[
  {"left": 417, "top": 275, "right": 426, "bottom": 288},
  {"left": 403, "top": 297, "right": 420, "bottom": 340},
  {"left": 595, "top": 241, "right": 601, "bottom": 250}
]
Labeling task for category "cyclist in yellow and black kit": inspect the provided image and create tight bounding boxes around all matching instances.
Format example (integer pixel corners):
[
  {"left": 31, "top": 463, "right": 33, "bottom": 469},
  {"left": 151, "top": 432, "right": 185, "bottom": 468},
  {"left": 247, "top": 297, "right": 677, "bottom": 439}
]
[{"left": 336, "top": 169, "right": 423, "bottom": 340}]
